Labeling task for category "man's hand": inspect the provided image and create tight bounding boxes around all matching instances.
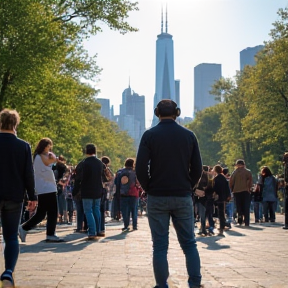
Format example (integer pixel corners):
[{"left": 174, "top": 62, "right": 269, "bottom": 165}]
[{"left": 27, "top": 200, "right": 38, "bottom": 212}]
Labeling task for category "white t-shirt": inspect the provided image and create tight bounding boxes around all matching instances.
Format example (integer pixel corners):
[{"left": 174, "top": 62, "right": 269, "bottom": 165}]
[{"left": 34, "top": 154, "right": 57, "bottom": 195}]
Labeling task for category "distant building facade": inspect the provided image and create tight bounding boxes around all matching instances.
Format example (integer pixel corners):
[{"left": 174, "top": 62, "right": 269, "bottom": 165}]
[
  {"left": 152, "top": 8, "right": 179, "bottom": 127},
  {"left": 97, "top": 98, "right": 111, "bottom": 119},
  {"left": 194, "top": 63, "right": 222, "bottom": 113},
  {"left": 118, "top": 85, "right": 145, "bottom": 146},
  {"left": 175, "top": 80, "right": 180, "bottom": 107},
  {"left": 240, "top": 45, "right": 264, "bottom": 71}
]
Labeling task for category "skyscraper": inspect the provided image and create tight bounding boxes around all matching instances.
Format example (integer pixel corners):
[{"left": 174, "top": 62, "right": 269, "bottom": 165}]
[
  {"left": 240, "top": 45, "right": 264, "bottom": 70},
  {"left": 152, "top": 8, "right": 177, "bottom": 127},
  {"left": 119, "top": 84, "right": 145, "bottom": 146},
  {"left": 175, "top": 79, "right": 180, "bottom": 107},
  {"left": 194, "top": 63, "right": 221, "bottom": 114},
  {"left": 97, "top": 98, "right": 111, "bottom": 119}
]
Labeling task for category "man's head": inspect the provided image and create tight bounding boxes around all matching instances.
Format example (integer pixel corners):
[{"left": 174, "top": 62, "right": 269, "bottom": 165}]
[
  {"left": 235, "top": 159, "right": 245, "bottom": 167},
  {"left": 85, "top": 143, "right": 96, "bottom": 155},
  {"left": 154, "top": 99, "right": 181, "bottom": 119},
  {"left": 0, "top": 109, "right": 20, "bottom": 131},
  {"left": 124, "top": 158, "right": 134, "bottom": 168}
]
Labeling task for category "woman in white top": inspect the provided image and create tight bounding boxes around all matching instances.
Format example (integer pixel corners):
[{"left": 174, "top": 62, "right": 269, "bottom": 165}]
[{"left": 19, "top": 138, "right": 63, "bottom": 242}]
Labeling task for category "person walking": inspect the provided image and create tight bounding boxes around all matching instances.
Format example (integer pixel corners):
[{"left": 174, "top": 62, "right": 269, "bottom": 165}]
[
  {"left": 0, "top": 109, "right": 37, "bottom": 288},
  {"left": 73, "top": 144, "right": 104, "bottom": 240},
  {"left": 136, "top": 99, "right": 203, "bottom": 288},
  {"left": 259, "top": 166, "right": 278, "bottom": 222},
  {"left": 72, "top": 162, "right": 88, "bottom": 233},
  {"left": 194, "top": 165, "right": 209, "bottom": 236},
  {"left": 99, "top": 156, "right": 114, "bottom": 236},
  {"left": 212, "top": 165, "right": 231, "bottom": 237},
  {"left": 229, "top": 159, "right": 253, "bottom": 226},
  {"left": 118, "top": 158, "right": 139, "bottom": 231},
  {"left": 19, "top": 138, "right": 63, "bottom": 243}
]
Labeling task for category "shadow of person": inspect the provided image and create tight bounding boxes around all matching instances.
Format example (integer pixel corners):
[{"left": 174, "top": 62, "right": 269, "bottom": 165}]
[
  {"left": 99, "top": 230, "right": 130, "bottom": 243},
  {"left": 196, "top": 236, "right": 230, "bottom": 251},
  {"left": 236, "top": 225, "right": 263, "bottom": 231},
  {"left": 19, "top": 233, "right": 97, "bottom": 254},
  {"left": 224, "top": 229, "right": 247, "bottom": 236}
]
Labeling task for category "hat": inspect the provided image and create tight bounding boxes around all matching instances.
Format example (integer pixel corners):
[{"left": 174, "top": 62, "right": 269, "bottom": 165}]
[{"left": 235, "top": 159, "right": 245, "bottom": 166}]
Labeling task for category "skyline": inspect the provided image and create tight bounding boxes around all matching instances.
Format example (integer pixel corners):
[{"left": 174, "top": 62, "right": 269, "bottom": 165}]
[{"left": 83, "top": 0, "right": 288, "bottom": 128}]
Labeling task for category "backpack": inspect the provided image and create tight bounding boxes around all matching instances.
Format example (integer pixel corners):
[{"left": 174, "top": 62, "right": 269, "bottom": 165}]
[
  {"left": 119, "top": 168, "right": 138, "bottom": 197},
  {"left": 103, "top": 166, "right": 114, "bottom": 183}
]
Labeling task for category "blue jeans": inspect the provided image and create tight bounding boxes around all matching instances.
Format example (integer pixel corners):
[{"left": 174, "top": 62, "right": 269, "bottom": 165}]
[
  {"left": 147, "top": 195, "right": 201, "bottom": 288},
  {"left": 254, "top": 202, "right": 263, "bottom": 221},
  {"left": 263, "top": 201, "right": 276, "bottom": 221},
  {"left": 225, "top": 201, "right": 234, "bottom": 223},
  {"left": 82, "top": 198, "right": 101, "bottom": 236},
  {"left": 0, "top": 200, "right": 23, "bottom": 272},
  {"left": 120, "top": 196, "right": 138, "bottom": 229}
]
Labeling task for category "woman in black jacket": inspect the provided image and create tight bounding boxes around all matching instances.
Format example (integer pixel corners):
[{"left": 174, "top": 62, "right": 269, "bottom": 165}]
[{"left": 213, "top": 165, "right": 231, "bottom": 237}]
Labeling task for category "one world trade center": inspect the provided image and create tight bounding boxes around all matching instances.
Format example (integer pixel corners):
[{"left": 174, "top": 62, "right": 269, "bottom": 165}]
[{"left": 151, "top": 7, "right": 176, "bottom": 127}]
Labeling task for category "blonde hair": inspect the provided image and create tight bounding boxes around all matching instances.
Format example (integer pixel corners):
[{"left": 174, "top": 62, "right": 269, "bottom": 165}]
[{"left": 0, "top": 109, "right": 20, "bottom": 130}]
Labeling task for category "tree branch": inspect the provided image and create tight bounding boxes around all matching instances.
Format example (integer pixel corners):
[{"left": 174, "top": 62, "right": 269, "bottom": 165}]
[
  {"left": 0, "top": 69, "right": 12, "bottom": 110},
  {"left": 279, "top": 89, "right": 288, "bottom": 108}
]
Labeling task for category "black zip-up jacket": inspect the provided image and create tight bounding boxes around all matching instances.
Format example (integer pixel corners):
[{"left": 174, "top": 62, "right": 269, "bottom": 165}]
[
  {"left": 0, "top": 133, "right": 36, "bottom": 203},
  {"left": 214, "top": 173, "right": 231, "bottom": 202},
  {"left": 136, "top": 119, "right": 202, "bottom": 197},
  {"left": 73, "top": 156, "right": 104, "bottom": 199}
]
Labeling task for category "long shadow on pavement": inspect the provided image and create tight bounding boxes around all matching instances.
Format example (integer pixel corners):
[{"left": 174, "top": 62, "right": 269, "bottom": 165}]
[
  {"left": 236, "top": 225, "right": 263, "bottom": 231},
  {"left": 98, "top": 231, "right": 129, "bottom": 243},
  {"left": 19, "top": 228, "right": 130, "bottom": 254},
  {"left": 196, "top": 236, "right": 230, "bottom": 250}
]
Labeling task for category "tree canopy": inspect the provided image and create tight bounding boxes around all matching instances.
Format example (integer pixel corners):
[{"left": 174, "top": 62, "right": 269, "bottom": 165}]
[{"left": 0, "top": 0, "right": 138, "bottom": 169}]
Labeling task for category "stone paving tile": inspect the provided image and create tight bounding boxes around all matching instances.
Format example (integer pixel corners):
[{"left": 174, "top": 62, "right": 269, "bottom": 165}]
[{"left": 9, "top": 214, "right": 288, "bottom": 287}]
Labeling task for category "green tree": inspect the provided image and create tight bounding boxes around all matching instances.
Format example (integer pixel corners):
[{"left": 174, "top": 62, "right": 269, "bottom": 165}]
[
  {"left": 186, "top": 105, "right": 222, "bottom": 166},
  {"left": 0, "top": 0, "right": 138, "bottom": 166}
]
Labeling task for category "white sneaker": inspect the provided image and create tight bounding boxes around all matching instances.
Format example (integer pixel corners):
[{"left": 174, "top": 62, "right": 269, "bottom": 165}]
[
  {"left": 18, "top": 225, "right": 27, "bottom": 242},
  {"left": 46, "top": 235, "right": 63, "bottom": 242}
]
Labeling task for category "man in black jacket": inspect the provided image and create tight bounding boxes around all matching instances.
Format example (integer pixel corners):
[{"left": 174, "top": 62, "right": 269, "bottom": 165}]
[
  {"left": 0, "top": 109, "right": 37, "bottom": 287},
  {"left": 73, "top": 144, "right": 104, "bottom": 240},
  {"left": 136, "top": 100, "right": 203, "bottom": 288}
]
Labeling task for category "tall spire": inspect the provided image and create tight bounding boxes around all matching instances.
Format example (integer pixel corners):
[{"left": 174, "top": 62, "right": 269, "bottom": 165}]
[
  {"left": 128, "top": 75, "right": 130, "bottom": 88},
  {"left": 161, "top": 5, "right": 163, "bottom": 33},
  {"left": 165, "top": 4, "right": 168, "bottom": 33}
]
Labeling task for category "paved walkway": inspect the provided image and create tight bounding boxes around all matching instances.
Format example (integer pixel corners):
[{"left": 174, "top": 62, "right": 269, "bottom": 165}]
[{"left": 6, "top": 214, "right": 288, "bottom": 288}]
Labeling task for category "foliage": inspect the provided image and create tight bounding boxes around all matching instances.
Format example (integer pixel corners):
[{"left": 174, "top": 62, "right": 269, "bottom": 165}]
[
  {"left": 0, "top": 0, "right": 138, "bottom": 168},
  {"left": 186, "top": 105, "right": 222, "bottom": 166}
]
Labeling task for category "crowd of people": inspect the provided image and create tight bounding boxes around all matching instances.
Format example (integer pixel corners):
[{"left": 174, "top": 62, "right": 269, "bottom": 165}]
[
  {"left": 193, "top": 160, "right": 285, "bottom": 239},
  {"left": 0, "top": 102, "right": 287, "bottom": 288}
]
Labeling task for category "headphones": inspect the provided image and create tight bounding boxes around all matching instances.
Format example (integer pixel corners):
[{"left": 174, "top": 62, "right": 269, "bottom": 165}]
[{"left": 154, "top": 99, "right": 181, "bottom": 118}]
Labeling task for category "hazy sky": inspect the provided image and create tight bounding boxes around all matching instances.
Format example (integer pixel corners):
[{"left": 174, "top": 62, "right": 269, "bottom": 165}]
[{"left": 83, "top": 0, "right": 287, "bottom": 128}]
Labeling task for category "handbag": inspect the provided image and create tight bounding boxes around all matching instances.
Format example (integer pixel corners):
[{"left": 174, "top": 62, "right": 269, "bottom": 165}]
[{"left": 195, "top": 189, "right": 205, "bottom": 197}]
